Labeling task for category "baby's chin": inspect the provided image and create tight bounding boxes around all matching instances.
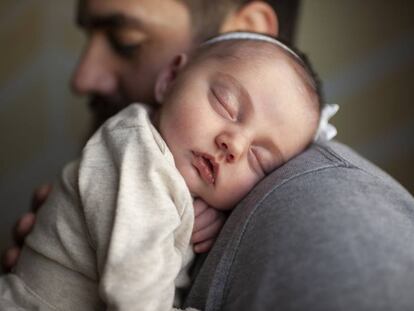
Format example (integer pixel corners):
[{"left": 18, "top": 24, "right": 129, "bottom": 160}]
[
  {"left": 192, "top": 192, "right": 238, "bottom": 211},
  {"left": 181, "top": 167, "right": 239, "bottom": 210}
]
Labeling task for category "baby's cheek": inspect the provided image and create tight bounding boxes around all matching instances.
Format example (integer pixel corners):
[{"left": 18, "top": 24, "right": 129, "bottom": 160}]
[{"left": 215, "top": 174, "right": 260, "bottom": 209}]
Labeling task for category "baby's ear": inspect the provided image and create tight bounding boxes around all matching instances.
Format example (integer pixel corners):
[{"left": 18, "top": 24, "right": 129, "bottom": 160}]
[{"left": 155, "top": 54, "right": 188, "bottom": 103}]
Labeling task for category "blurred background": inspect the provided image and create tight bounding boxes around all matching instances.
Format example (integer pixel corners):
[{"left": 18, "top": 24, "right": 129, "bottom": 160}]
[{"left": 0, "top": 1, "right": 413, "bottom": 256}]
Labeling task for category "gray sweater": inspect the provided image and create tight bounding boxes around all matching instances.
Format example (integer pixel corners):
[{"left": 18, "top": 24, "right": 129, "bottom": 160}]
[{"left": 185, "top": 141, "right": 414, "bottom": 311}]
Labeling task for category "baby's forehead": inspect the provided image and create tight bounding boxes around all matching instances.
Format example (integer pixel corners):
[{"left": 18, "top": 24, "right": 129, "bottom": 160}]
[
  {"left": 199, "top": 40, "right": 318, "bottom": 104},
  {"left": 191, "top": 38, "right": 321, "bottom": 125},
  {"left": 192, "top": 40, "right": 310, "bottom": 88},
  {"left": 199, "top": 40, "right": 311, "bottom": 88}
]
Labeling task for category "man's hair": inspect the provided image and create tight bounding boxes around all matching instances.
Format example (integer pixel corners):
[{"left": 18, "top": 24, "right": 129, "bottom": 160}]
[{"left": 179, "top": 0, "right": 300, "bottom": 43}]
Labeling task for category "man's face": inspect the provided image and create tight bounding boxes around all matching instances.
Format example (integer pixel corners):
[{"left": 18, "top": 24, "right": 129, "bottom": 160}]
[
  {"left": 157, "top": 49, "right": 317, "bottom": 210},
  {"left": 71, "top": 0, "right": 193, "bottom": 128}
]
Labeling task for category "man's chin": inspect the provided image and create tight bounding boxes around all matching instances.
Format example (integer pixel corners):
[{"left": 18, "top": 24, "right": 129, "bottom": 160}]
[{"left": 88, "top": 97, "right": 129, "bottom": 131}]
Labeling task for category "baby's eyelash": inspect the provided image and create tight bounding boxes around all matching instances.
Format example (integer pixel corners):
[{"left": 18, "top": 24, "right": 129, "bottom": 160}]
[
  {"left": 250, "top": 148, "right": 265, "bottom": 175},
  {"left": 212, "top": 89, "right": 237, "bottom": 121}
]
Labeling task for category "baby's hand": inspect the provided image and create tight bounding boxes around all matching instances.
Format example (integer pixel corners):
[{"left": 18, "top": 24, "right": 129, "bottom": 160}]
[{"left": 192, "top": 199, "right": 227, "bottom": 253}]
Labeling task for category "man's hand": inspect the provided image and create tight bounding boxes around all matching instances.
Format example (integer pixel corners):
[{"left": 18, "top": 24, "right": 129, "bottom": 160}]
[
  {"left": 1, "top": 184, "right": 52, "bottom": 272},
  {"left": 192, "top": 199, "right": 227, "bottom": 253}
]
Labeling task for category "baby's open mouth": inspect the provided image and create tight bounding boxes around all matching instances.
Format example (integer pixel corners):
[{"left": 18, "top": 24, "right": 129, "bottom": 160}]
[{"left": 192, "top": 151, "right": 218, "bottom": 185}]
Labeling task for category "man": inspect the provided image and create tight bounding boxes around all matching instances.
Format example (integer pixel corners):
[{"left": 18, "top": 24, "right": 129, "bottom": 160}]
[
  {"left": 4, "top": 0, "right": 414, "bottom": 310},
  {"left": 4, "top": 0, "right": 296, "bottom": 268}
]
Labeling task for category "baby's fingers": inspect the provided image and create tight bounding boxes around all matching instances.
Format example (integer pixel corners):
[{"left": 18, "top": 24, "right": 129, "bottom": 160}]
[
  {"left": 192, "top": 216, "right": 225, "bottom": 244},
  {"left": 193, "top": 198, "right": 209, "bottom": 217},
  {"left": 193, "top": 206, "right": 222, "bottom": 233},
  {"left": 194, "top": 239, "right": 215, "bottom": 253}
]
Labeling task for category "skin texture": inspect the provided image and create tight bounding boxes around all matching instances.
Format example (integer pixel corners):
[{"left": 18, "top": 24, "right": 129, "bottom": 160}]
[
  {"left": 155, "top": 44, "right": 318, "bottom": 210},
  {"left": 2, "top": 0, "right": 279, "bottom": 271}
]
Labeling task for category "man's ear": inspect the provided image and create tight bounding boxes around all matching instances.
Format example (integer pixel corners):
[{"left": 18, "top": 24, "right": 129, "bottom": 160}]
[
  {"left": 155, "top": 54, "right": 188, "bottom": 103},
  {"left": 219, "top": 1, "right": 278, "bottom": 36}
]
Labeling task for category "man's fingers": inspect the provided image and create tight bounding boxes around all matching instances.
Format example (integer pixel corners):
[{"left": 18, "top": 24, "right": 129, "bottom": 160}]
[
  {"left": 1, "top": 246, "right": 20, "bottom": 273},
  {"left": 3, "top": 183, "right": 51, "bottom": 273},
  {"left": 31, "top": 184, "right": 52, "bottom": 212},
  {"left": 192, "top": 217, "right": 225, "bottom": 244},
  {"left": 194, "top": 239, "right": 215, "bottom": 253},
  {"left": 13, "top": 212, "right": 36, "bottom": 245}
]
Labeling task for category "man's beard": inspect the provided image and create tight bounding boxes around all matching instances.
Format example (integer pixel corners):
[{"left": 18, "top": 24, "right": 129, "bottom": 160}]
[{"left": 87, "top": 95, "right": 130, "bottom": 136}]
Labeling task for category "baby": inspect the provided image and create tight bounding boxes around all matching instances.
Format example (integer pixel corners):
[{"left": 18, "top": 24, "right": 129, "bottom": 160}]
[{"left": 0, "top": 32, "right": 335, "bottom": 311}]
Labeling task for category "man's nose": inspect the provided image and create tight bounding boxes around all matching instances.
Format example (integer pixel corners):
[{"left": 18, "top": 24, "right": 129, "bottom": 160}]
[
  {"left": 70, "top": 35, "right": 117, "bottom": 96},
  {"left": 216, "top": 132, "right": 248, "bottom": 163}
]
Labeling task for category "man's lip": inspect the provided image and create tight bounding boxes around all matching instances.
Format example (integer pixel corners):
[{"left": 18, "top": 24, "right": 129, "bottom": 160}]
[{"left": 192, "top": 151, "right": 219, "bottom": 185}]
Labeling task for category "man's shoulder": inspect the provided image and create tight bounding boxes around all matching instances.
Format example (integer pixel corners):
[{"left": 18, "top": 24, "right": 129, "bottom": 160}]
[
  {"left": 261, "top": 140, "right": 412, "bottom": 199},
  {"left": 185, "top": 141, "right": 414, "bottom": 311},
  {"left": 224, "top": 140, "right": 414, "bottom": 255}
]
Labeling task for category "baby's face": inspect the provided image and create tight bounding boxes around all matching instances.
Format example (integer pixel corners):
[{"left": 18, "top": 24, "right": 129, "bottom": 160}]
[{"left": 156, "top": 49, "right": 317, "bottom": 210}]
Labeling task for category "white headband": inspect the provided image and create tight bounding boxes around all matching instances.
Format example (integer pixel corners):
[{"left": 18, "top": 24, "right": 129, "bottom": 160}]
[
  {"left": 202, "top": 31, "right": 303, "bottom": 62},
  {"left": 313, "top": 103, "right": 339, "bottom": 142},
  {"left": 202, "top": 31, "right": 339, "bottom": 143}
]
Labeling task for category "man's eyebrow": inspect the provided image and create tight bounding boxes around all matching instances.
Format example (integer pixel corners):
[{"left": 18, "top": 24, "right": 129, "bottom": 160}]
[{"left": 77, "top": 11, "right": 144, "bottom": 30}]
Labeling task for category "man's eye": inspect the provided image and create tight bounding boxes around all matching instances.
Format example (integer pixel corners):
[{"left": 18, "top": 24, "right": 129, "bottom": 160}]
[{"left": 109, "top": 35, "right": 140, "bottom": 58}]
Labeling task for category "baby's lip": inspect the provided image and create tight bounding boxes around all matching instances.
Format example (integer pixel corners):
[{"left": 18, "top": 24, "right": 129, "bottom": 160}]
[{"left": 192, "top": 151, "right": 219, "bottom": 185}]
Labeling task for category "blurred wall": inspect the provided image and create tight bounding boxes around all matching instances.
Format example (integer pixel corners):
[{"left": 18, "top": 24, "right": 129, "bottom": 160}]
[
  {"left": 296, "top": 0, "right": 414, "bottom": 193},
  {"left": 0, "top": 1, "right": 89, "bottom": 253},
  {"left": 0, "top": 1, "right": 413, "bottom": 256}
]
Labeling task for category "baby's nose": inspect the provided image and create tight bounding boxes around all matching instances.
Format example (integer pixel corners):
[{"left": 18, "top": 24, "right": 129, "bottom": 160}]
[{"left": 217, "top": 133, "right": 247, "bottom": 163}]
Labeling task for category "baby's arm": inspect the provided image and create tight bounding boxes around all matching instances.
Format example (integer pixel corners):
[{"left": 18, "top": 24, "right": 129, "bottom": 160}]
[{"left": 78, "top": 106, "right": 195, "bottom": 310}]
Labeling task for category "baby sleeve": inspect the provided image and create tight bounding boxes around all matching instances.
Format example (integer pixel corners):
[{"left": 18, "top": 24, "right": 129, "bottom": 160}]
[{"left": 77, "top": 105, "right": 195, "bottom": 311}]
